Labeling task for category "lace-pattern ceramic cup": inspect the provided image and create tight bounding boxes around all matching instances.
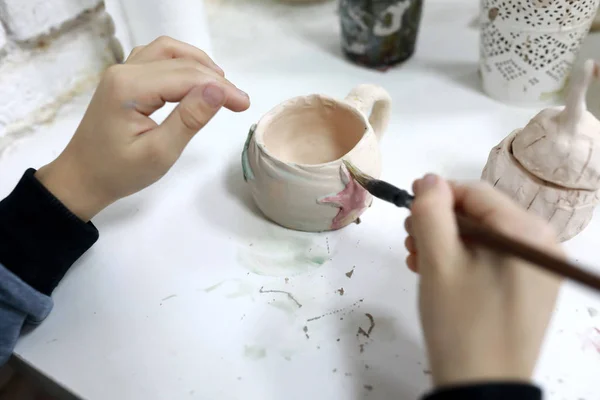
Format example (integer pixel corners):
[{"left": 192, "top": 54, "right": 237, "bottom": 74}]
[
  {"left": 242, "top": 85, "right": 391, "bottom": 232},
  {"left": 479, "top": 0, "right": 600, "bottom": 104}
]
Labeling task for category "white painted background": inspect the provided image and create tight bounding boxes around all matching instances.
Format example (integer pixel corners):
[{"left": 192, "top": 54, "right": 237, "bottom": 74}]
[{"left": 0, "top": 0, "right": 121, "bottom": 151}]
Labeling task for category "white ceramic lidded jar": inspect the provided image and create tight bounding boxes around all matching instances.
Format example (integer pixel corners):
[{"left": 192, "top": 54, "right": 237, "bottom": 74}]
[
  {"left": 242, "top": 85, "right": 392, "bottom": 232},
  {"left": 482, "top": 60, "right": 600, "bottom": 241}
]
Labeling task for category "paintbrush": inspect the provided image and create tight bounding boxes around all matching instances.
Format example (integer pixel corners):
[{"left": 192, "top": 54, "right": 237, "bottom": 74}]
[{"left": 342, "top": 160, "right": 600, "bottom": 292}]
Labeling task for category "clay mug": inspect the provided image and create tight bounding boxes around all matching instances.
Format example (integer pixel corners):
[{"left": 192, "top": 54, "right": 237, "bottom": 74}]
[{"left": 242, "top": 84, "right": 392, "bottom": 232}]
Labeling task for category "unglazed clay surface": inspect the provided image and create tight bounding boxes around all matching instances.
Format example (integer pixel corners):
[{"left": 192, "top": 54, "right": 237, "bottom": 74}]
[
  {"left": 262, "top": 98, "right": 367, "bottom": 165},
  {"left": 482, "top": 60, "right": 600, "bottom": 241},
  {"left": 512, "top": 61, "right": 600, "bottom": 190},
  {"left": 243, "top": 84, "right": 391, "bottom": 232}
]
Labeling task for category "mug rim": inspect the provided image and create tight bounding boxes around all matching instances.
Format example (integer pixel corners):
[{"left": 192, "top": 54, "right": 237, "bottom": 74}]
[{"left": 252, "top": 93, "right": 372, "bottom": 168}]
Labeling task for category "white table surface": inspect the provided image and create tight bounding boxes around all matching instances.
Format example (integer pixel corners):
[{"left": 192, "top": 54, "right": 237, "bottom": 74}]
[{"left": 2, "top": 1, "right": 600, "bottom": 399}]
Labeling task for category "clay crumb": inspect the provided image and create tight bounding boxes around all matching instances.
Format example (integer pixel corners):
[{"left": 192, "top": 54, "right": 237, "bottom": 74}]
[
  {"left": 364, "top": 385, "right": 374, "bottom": 391},
  {"left": 588, "top": 307, "right": 598, "bottom": 317},
  {"left": 36, "top": 38, "right": 50, "bottom": 49},
  {"left": 365, "top": 313, "right": 375, "bottom": 335},
  {"left": 357, "top": 314, "right": 375, "bottom": 338},
  {"left": 346, "top": 267, "right": 355, "bottom": 278},
  {"left": 488, "top": 7, "right": 499, "bottom": 21},
  {"left": 355, "top": 217, "right": 361, "bottom": 225},
  {"left": 337, "top": 288, "right": 345, "bottom": 296},
  {"left": 259, "top": 287, "right": 302, "bottom": 308}
]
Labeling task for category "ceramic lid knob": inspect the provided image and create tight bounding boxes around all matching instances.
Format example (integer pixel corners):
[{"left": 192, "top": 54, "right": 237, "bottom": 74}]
[{"left": 512, "top": 59, "right": 600, "bottom": 191}]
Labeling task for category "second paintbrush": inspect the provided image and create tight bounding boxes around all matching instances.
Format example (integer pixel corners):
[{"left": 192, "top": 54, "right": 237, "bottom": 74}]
[{"left": 342, "top": 159, "right": 600, "bottom": 293}]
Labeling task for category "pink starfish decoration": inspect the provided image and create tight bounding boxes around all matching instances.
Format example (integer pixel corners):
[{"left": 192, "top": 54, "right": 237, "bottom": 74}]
[{"left": 318, "top": 165, "right": 370, "bottom": 230}]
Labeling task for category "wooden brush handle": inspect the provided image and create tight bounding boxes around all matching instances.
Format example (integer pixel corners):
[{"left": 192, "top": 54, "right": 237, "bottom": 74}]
[{"left": 455, "top": 214, "right": 600, "bottom": 292}]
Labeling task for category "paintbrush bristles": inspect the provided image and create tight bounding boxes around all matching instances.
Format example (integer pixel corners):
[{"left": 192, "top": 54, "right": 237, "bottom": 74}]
[{"left": 343, "top": 160, "right": 373, "bottom": 188}]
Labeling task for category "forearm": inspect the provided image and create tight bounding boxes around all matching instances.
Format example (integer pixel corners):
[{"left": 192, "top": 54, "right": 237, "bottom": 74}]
[
  {"left": 0, "top": 168, "right": 99, "bottom": 295},
  {"left": 423, "top": 382, "right": 542, "bottom": 400},
  {"left": 0, "top": 263, "right": 53, "bottom": 365},
  {"left": 0, "top": 169, "right": 99, "bottom": 365}
]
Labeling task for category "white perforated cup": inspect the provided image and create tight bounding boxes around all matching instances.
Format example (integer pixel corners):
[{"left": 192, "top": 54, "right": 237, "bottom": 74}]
[{"left": 479, "top": 0, "right": 600, "bottom": 105}]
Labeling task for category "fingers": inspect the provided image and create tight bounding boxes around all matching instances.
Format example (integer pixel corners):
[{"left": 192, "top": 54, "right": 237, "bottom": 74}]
[
  {"left": 404, "top": 216, "right": 413, "bottom": 236},
  {"left": 404, "top": 235, "right": 416, "bottom": 253},
  {"left": 410, "top": 174, "right": 462, "bottom": 273},
  {"left": 405, "top": 236, "right": 419, "bottom": 274},
  {"left": 406, "top": 254, "right": 418, "bottom": 273},
  {"left": 404, "top": 216, "right": 419, "bottom": 273},
  {"left": 125, "top": 45, "right": 144, "bottom": 62},
  {"left": 107, "top": 60, "right": 249, "bottom": 115},
  {"left": 151, "top": 82, "right": 225, "bottom": 155},
  {"left": 450, "top": 181, "right": 557, "bottom": 243},
  {"left": 125, "top": 36, "right": 224, "bottom": 76}
]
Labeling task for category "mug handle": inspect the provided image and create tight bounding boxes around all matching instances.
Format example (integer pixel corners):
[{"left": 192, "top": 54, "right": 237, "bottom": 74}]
[{"left": 344, "top": 84, "right": 392, "bottom": 141}]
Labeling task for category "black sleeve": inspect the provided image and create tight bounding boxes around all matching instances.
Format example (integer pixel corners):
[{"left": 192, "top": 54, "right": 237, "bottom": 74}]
[
  {"left": 0, "top": 168, "right": 99, "bottom": 296},
  {"left": 423, "top": 383, "right": 542, "bottom": 400}
]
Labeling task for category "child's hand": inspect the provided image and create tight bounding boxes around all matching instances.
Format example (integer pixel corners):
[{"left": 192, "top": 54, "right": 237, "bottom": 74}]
[
  {"left": 404, "top": 176, "right": 563, "bottom": 387},
  {"left": 35, "top": 36, "right": 250, "bottom": 221}
]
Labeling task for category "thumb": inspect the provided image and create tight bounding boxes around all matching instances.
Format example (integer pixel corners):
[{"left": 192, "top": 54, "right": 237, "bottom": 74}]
[
  {"left": 410, "top": 174, "right": 462, "bottom": 272},
  {"left": 155, "top": 83, "right": 226, "bottom": 153}
]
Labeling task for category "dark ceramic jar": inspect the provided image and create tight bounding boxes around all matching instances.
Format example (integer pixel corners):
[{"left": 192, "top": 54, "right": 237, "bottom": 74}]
[{"left": 339, "top": 0, "right": 424, "bottom": 69}]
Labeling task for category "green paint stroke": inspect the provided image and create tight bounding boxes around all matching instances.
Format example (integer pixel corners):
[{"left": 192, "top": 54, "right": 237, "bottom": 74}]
[
  {"left": 244, "top": 345, "right": 266, "bottom": 360},
  {"left": 303, "top": 254, "right": 328, "bottom": 266},
  {"left": 238, "top": 234, "right": 329, "bottom": 277},
  {"left": 204, "top": 280, "right": 256, "bottom": 299},
  {"left": 280, "top": 349, "right": 294, "bottom": 362},
  {"left": 269, "top": 299, "right": 298, "bottom": 316},
  {"left": 225, "top": 281, "right": 256, "bottom": 299},
  {"left": 204, "top": 281, "right": 225, "bottom": 292},
  {"left": 241, "top": 124, "right": 256, "bottom": 182}
]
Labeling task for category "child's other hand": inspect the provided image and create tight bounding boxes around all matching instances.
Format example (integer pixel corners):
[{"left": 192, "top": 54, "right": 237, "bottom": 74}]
[
  {"left": 36, "top": 36, "right": 250, "bottom": 221},
  {"left": 404, "top": 176, "right": 563, "bottom": 387}
]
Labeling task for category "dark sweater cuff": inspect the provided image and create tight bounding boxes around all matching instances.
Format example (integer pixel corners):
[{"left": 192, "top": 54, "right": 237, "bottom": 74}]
[
  {"left": 0, "top": 168, "right": 99, "bottom": 295},
  {"left": 423, "top": 383, "right": 541, "bottom": 400}
]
